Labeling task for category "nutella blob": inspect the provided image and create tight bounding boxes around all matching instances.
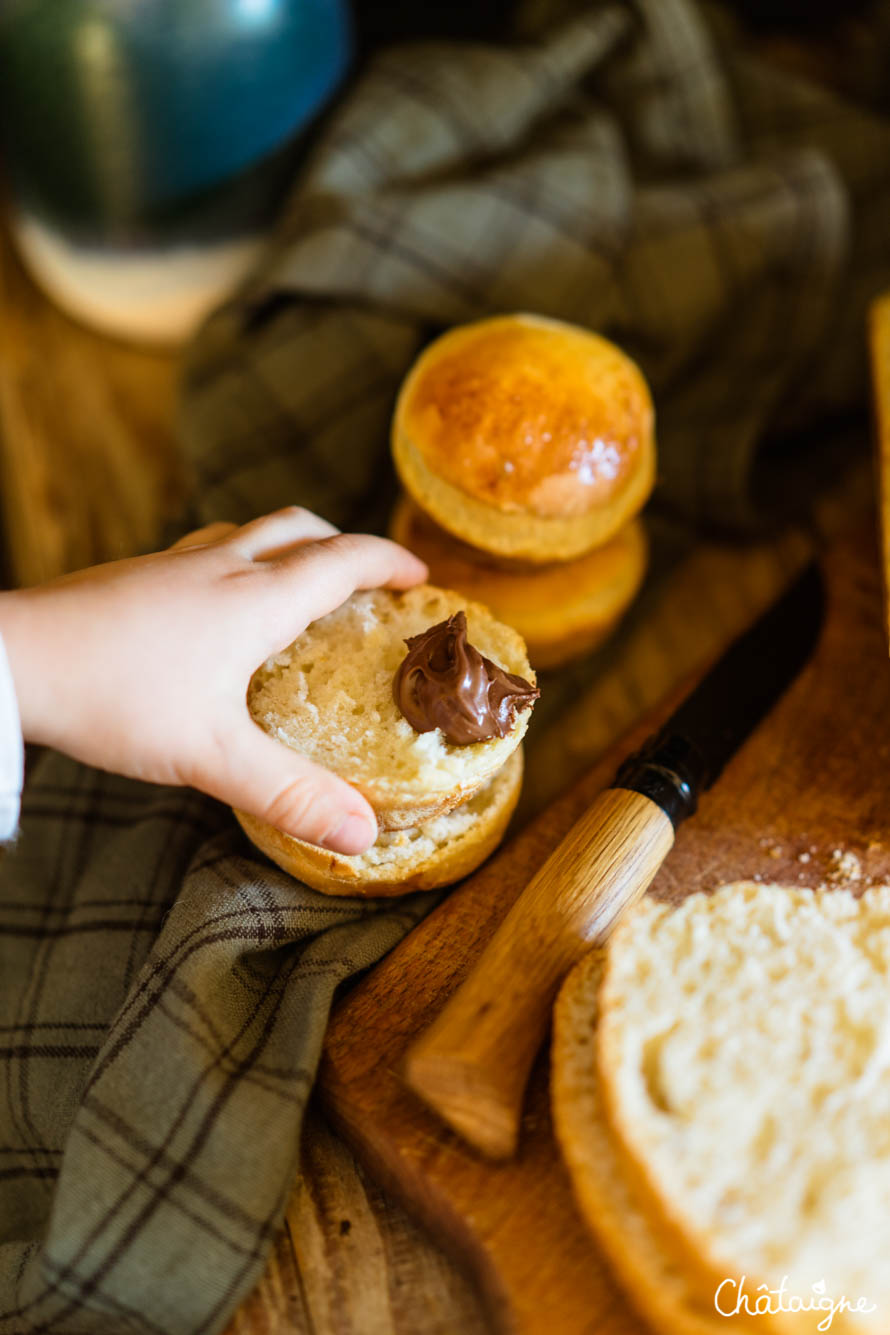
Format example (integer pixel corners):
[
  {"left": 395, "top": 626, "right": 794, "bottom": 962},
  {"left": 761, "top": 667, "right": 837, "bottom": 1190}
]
[{"left": 393, "top": 611, "right": 539, "bottom": 746}]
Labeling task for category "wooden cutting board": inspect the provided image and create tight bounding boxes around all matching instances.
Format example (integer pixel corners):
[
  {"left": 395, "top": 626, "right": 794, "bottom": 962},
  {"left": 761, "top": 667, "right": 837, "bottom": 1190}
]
[
  {"left": 320, "top": 527, "right": 890, "bottom": 1335},
  {"left": 869, "top": 293, "right": 890, "bottom": 644}
]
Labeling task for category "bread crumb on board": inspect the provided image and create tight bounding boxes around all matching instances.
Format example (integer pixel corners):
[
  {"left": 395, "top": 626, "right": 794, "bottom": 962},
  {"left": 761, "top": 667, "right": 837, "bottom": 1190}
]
[
  {"left": 746, "top": 841, "right": 888, "bottom": 893},
  {"left": 828, "top": 848, "right": 862, "bottom": 883}
]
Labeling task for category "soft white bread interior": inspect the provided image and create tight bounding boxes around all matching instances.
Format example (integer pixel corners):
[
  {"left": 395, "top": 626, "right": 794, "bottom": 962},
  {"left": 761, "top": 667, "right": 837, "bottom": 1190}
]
[
  {"left": 235, "top": 746, "right": 522, "bottom": 897},
  {"left": 247, "top": 584, "right": 535, "bottom": 831},
  {"left": 552, "top": 951, "right": 730, "bottom": 1335},
  {"left": 595, "top": 883, "right": 890, "bottom": 1333}
]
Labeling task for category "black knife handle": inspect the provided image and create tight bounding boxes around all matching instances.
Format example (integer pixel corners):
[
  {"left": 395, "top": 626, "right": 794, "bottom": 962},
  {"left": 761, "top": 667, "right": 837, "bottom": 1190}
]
[{"left": 613, "top": 731, "right": 708, "bottom": 829}]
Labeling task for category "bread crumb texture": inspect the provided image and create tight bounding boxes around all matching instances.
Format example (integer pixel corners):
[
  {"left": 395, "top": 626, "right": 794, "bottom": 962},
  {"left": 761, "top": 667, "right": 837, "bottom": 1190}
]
[
  {"left": 599, "top": 882, "right": 890, "bottom": 1317},
  {"left": 248, "top": 585, "right": 533, "bottom": 804},
  {"left": 332, "top": 752, "right": 515, "bottom": 870}
]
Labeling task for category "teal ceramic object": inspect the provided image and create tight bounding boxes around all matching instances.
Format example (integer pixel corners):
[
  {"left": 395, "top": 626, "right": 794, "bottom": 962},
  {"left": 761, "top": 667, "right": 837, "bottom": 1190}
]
[{"left": 0, "top": 0, "right": 351, "bottom": 239}]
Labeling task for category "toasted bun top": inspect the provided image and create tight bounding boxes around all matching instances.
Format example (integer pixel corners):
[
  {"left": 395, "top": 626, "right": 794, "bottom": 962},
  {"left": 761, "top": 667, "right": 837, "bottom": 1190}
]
[{"left": 394, "top": 313, "right": 654, "bottom": 520}]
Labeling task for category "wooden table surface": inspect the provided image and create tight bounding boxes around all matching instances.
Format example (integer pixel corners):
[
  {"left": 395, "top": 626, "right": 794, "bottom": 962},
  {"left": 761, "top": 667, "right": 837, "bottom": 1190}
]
[{"left": 0, "top": 218, "right": 876, "bottom": 1335}]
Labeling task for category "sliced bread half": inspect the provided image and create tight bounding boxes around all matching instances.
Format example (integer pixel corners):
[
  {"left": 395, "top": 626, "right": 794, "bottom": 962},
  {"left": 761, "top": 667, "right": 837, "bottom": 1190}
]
[
  {"left": 553, "top": 949, "right": 733, "bottom": 1335},
  {"left": 595, "top": 883, "right": 890, "bottom": 1333},
  {"left": 236, "top": 746, "right": 522, "bottom": 896},
  {"left": 247, "top": 584, "right": 534, "bottom": 830}
]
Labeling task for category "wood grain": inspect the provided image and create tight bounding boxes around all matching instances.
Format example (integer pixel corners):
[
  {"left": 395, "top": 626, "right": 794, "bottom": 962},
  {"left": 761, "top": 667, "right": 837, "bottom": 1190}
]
[
  {"left": 0, "top": 206, "right": 880, "bottom": 1335},
  {"left": 0, "top": 225, "right": 188, "bottom": 586},
  {"left": 405, "top": 789, "right": 673, "bottom": 1159},
  {"left": 321, "top": 525, "right": 890, "bottom": 1335},
  {"left": 869, "top": 291, "right": 890, "bottom": 649},
  {"left": 228, "top": 1113, "right": 489, "bottom": 1335}
]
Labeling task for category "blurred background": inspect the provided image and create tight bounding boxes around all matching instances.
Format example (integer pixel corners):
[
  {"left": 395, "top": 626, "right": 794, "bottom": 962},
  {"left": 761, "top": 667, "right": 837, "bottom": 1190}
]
[
  {"left": 0, "top": 0, "right": 885, "bottom": 585},
  {"left": 3, "top": 8, "right": 890, "bottom": 1329}
]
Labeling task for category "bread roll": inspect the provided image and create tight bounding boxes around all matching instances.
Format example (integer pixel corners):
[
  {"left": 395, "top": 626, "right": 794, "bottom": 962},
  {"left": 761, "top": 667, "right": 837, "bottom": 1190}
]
[
  {"left": 235, "top": 746, "right": 522, "bottom": 896},
  {"left": 247, "top": 584, "right": 535, "bottom": 831},
  {"left": 593, "top": 883, "right": 890, "bottom": 1332},
  {"left": 389, "top": 494, "right": 647, "bottom": 669},
  {"left": 392, "top": 313, "right": 655, "bottom": 563},
  {"left": 552, "top": 951, "right": 728, "bottom": 1335}
]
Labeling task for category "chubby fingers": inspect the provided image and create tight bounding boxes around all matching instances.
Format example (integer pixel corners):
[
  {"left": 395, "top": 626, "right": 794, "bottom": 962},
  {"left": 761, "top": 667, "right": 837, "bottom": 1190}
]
[
  {"left": 170, "top": 521, "right": 239, "bottom": 550},
  {"left": 171, "top": 507, "right": 341, "bottom": 561},
  {"left": 221, "top": 719, "right": 378, "bottom": 855},
  {"left": 230, "top": 506, "right": 340, "bottom": 561},
  {"left": 272, "top": 532, "right": 428, "bottom": 626}
]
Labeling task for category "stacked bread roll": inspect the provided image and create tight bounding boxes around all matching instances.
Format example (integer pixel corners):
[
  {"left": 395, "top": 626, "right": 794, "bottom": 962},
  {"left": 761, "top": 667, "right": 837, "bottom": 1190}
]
[
  {"left": 390, "top": 313, "right": 654, "bottom": 669},
  {"left": 553, "top": 882, "right": 890, "bottom": 1334},
  {"left": 236, "top": 585, "right": 535, "bottom": 896}
]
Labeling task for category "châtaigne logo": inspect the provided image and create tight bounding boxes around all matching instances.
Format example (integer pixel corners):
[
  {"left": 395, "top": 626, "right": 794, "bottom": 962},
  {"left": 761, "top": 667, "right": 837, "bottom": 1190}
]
[{"left": 714, "top": 1276, "right": 877, "bottom": 1331}]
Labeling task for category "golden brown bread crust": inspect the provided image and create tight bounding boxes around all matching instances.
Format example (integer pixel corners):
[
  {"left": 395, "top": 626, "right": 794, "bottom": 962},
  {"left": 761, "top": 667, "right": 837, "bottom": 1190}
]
[
  {"left": 552, "top": 953, "right": 756, "bottom": 1335},
  {"left": 392, "top": 313, "right": 654, "bottom": 561},
  {"left": 389, "top": 494, "right": 647, "bottom": 669},
  {"left": 234, "top": 747, "right": 523, "bottom": 897},
  {"left": 397, "top": 314, "right": 653, "bottom": 517}
]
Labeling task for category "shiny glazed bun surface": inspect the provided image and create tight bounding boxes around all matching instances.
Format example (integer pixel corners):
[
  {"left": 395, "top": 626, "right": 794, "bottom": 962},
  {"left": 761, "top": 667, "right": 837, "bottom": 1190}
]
[
  {"left": 395, "top": 313, "right": 654, "bottom": 519},
  {"left": 392, "top": 313, "right": 655, "bottom": 561}
]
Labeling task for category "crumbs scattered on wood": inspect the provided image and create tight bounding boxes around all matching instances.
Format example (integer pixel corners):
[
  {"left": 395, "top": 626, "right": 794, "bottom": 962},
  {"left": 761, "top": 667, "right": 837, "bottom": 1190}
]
[{"left": 828, "top": 849, "right": 862, "bottom": 883}]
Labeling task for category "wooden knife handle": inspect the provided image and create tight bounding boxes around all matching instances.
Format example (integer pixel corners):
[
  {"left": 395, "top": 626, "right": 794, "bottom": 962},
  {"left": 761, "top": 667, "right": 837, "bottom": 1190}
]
[{"left": 403, "top": 787, "right": 674, "bottom": 1159}]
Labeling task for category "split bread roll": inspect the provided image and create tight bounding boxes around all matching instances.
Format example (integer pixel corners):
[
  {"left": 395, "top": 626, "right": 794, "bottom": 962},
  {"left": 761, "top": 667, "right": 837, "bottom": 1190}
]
[
  {"left": 555, "top": 883, "right": 890, "bottom": 1335},
  {"left": 552, "top": 951, "right": 730, "bottom": 1335},
  {"left": 246, "top": 584, "right": 535, "bottom": 831},
  {"left": 390, "top": 493, "right": 647, "bottom": 669},
  {"left": 235, "top": 745, "right": 522, "bottom": 897},
  {"left": 392, "top": 313, "right": 655, "bottom": 563}
]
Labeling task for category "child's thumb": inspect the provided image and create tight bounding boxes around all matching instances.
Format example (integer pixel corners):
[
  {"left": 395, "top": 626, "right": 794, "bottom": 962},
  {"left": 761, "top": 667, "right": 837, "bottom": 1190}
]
[{"left": 218, "top": 723, "right": 377, "bottom": 855}]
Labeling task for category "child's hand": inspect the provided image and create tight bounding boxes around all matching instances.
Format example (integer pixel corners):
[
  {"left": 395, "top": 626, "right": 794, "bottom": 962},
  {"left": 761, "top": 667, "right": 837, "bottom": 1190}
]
[{"left": 0, "top": 508, "right": 427, "bottom": 855}]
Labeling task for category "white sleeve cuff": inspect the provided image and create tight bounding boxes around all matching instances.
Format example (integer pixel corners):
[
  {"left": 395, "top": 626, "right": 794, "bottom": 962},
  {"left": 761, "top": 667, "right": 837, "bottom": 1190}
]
[{"left": 0, "top": 630, "right": 24, "bottom": 842}]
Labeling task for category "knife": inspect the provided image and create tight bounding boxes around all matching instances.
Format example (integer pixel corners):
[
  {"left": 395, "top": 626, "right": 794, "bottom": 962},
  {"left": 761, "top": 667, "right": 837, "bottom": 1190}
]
[{"left": 404, "top": 561, "right": 824, "bottom": 1159}]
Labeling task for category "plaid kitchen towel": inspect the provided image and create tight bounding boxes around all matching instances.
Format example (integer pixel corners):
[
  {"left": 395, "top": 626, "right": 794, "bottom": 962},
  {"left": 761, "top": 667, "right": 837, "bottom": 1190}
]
[
  {"left": 180, "top": 0, "right": 890, "bottom": 536},
  {"left": 3, "top": 1, "right": 890, "bottom": 1332}
]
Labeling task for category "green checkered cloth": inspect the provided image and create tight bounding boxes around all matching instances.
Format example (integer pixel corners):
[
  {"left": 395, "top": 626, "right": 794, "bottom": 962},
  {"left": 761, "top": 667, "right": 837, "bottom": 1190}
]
[{"left": 2, "top": 2, "right": 890, "bottom": 1332}]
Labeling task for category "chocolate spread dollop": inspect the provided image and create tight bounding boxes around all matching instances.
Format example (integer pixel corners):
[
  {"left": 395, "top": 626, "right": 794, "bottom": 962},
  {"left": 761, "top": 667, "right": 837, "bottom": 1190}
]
[{"left": 393, "top": 610, "right": 539, "bottom": 746}]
